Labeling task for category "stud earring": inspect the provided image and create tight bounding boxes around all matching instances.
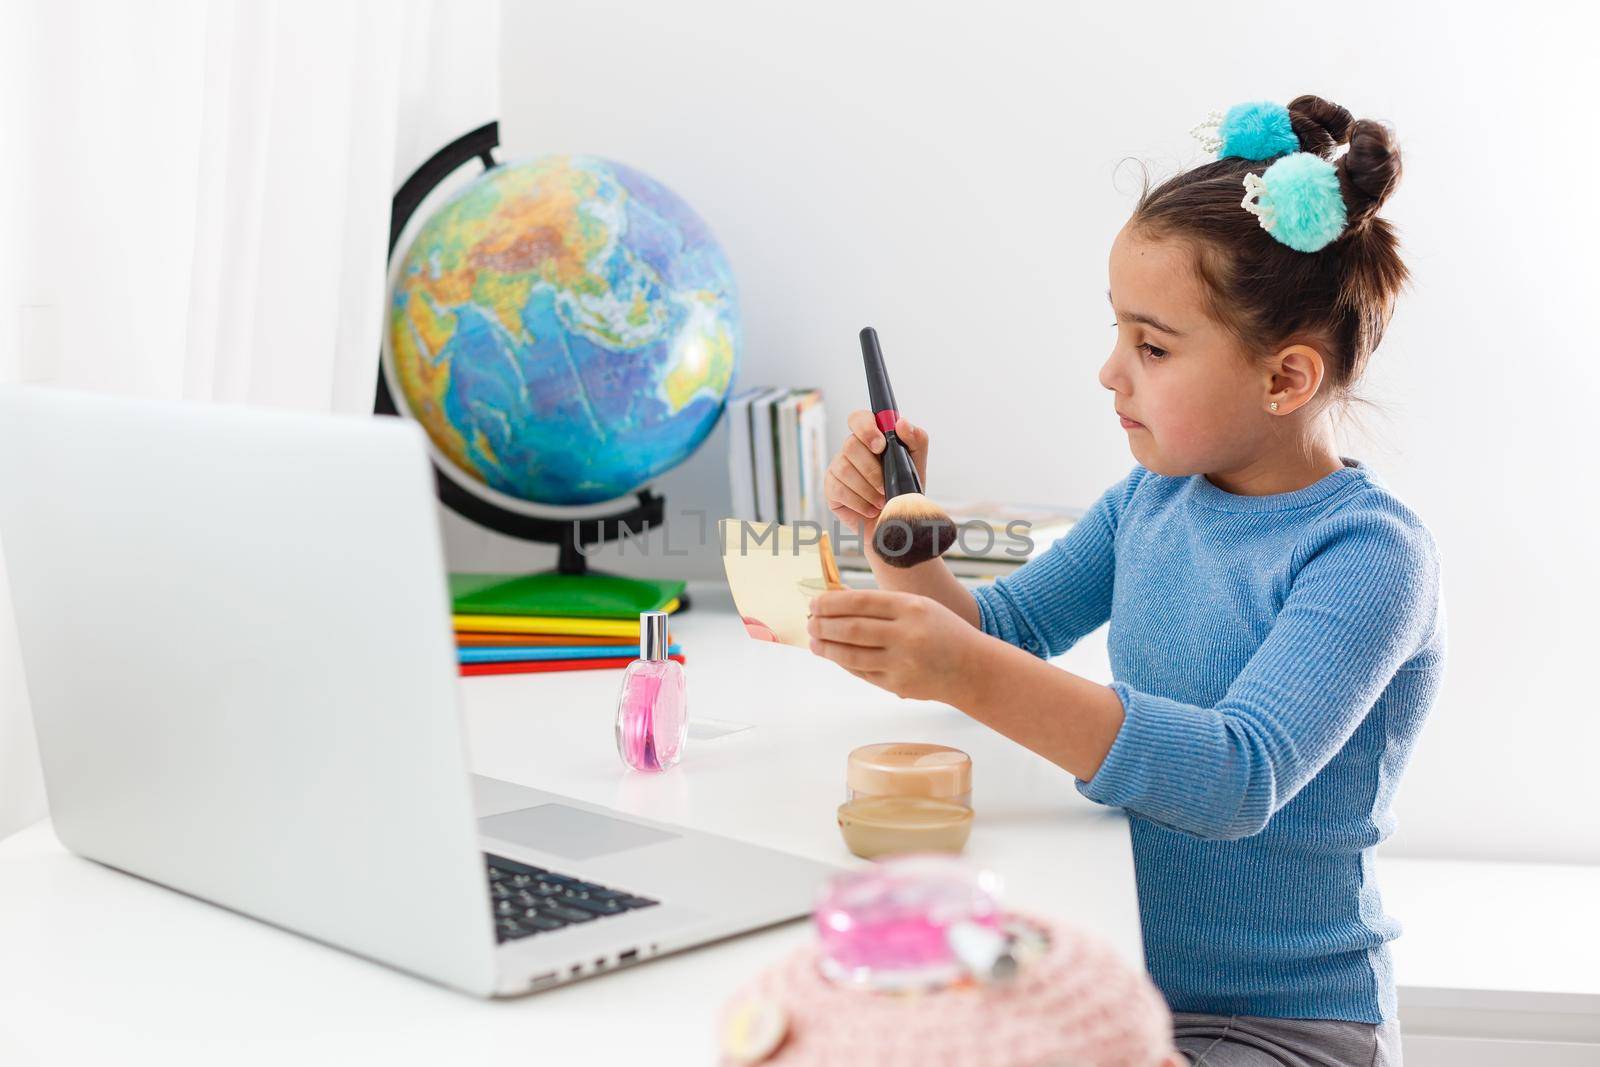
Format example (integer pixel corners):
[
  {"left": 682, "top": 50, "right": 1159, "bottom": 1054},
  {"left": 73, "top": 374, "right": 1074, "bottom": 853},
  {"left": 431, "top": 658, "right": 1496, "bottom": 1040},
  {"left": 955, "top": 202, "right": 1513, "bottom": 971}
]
[{"left": 1269, "top": 402, "right": 1280, "bottom": 412}]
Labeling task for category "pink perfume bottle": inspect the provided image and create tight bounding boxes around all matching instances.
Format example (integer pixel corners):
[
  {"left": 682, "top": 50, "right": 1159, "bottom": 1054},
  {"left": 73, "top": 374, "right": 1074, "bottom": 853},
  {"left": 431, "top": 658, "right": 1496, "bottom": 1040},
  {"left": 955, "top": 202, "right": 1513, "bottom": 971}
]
[{"left": 614, "top": 609, "right": 687, "bottom": 772}]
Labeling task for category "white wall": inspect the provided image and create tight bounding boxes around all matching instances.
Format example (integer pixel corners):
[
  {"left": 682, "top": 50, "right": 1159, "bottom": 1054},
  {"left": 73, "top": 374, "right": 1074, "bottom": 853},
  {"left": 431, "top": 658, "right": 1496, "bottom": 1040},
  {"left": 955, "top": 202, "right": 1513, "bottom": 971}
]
[
  {"left": 0, "top": 0, "right": 499, "bottom": 841},
  {"left": 498, "top": 0, "right": 1600, "bottom": 864},
  {"left": 0, "top": 13, "right": 47, "bottom": 841},
  {"left": 0, "top": 1, "right": 215, "bottom": 840}
]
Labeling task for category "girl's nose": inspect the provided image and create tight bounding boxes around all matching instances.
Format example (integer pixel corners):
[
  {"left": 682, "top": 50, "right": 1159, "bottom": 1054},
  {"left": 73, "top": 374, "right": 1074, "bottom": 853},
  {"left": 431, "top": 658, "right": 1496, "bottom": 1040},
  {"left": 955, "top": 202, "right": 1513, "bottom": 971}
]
[{"left": 1097, "top": 349, "right": 1125, "bottom": 394}]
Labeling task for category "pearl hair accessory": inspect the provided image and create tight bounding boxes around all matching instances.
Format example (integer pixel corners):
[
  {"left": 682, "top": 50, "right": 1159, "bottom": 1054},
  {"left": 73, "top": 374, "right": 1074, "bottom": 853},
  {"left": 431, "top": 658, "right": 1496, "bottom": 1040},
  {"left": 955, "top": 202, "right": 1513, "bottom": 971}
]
[
  {"left": 1189, "top": 110, "right": 1225, "bottom": 155},
  {"left": 1192, "top": 101, "right": 1299, "bottom": 161},
  {"left": 1191, "top": 101, "right": 1350, "bottom": 253},
  {"left": 1240, "top": 153, "right": 1348, "bottom": 253}
]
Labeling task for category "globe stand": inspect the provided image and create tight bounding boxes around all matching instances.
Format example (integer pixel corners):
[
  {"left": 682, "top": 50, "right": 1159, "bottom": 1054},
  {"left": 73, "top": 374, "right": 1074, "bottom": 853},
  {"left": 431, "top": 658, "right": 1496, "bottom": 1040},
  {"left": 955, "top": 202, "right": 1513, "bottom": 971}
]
[{"left": 373, "top": 121, "right": 686, "bottom": 605}]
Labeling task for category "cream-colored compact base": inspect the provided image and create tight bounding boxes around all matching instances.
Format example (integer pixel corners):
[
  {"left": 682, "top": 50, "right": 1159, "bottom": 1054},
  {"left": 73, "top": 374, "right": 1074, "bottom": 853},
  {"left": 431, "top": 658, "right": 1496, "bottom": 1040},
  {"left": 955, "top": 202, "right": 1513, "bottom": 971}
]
[{"left": 836, "top": 796, "right": 974, "bottom": 859}]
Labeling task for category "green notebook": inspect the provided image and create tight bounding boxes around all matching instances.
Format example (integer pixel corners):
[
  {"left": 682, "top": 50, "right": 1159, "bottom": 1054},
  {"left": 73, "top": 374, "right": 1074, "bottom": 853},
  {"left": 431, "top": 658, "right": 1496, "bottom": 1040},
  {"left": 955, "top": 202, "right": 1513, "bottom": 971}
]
[{"left": 448, "top": 572, "right": 687, "bottom": 619}]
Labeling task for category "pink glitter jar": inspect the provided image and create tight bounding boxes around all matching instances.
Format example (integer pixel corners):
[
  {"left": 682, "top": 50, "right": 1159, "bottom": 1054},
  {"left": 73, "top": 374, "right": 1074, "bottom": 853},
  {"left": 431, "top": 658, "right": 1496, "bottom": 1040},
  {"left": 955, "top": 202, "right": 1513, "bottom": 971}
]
[{"left": 813, "top": 855, "right": 1004, "bottom": 991}]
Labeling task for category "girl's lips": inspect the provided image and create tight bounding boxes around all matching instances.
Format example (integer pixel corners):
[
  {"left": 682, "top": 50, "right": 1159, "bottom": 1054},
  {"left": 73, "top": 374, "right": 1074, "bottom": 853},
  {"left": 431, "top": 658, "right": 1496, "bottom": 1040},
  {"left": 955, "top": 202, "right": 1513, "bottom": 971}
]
[{"left": 1119, "top": 415, "right": 1144, "bottom": 430}]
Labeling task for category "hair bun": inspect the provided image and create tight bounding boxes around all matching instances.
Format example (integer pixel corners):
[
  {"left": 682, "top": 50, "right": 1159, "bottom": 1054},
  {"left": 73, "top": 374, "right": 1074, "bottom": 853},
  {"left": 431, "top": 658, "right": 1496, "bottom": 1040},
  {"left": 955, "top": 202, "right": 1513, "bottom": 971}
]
[
  {"left": 1338, "top": 118, "right": 1402, "bottom": 224},
  {"left": 1286, "top": 96, "right": 1402, "bottom": 225},
  {"left": 1287, "top": 95, "right": 1354, "bottom": 158}
]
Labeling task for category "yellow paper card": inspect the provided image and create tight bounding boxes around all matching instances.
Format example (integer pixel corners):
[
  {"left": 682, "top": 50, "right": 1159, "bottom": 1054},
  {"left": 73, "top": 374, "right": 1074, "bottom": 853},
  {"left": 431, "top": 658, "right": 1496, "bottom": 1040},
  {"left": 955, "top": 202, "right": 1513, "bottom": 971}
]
[{"left": 718, "top": 519, "right": 843, "bottom": 647}]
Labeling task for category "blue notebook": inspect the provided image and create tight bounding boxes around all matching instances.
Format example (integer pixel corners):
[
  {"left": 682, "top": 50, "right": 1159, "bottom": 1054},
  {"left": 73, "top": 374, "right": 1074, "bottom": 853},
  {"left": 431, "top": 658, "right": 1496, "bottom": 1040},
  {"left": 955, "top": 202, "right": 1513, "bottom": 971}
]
[{"left": 458, "top": 643, "right": 683, "bottom": 665}]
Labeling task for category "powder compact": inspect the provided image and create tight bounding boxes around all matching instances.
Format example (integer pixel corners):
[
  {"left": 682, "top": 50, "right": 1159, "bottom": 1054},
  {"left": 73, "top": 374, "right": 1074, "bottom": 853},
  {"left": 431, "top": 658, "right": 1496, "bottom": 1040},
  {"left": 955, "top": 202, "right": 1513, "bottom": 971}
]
[{"left": 837, "top": 743, "right": 973, "bottom": 859}]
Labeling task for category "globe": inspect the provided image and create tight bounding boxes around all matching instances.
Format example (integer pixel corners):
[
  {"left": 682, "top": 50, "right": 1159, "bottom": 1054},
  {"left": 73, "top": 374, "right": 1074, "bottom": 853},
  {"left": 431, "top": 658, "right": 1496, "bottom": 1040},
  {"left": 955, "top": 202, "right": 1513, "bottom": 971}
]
[{"left": 385, "top": 154, "right": 739, "bottom": 506}]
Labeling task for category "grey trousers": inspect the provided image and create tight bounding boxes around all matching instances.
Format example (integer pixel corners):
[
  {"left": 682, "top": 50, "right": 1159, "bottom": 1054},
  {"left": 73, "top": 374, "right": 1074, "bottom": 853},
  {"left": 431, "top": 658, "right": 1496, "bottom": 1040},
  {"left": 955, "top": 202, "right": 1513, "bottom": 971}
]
[{"left": 1172, "top": 1012, "right": 1402, "bottom": 1066}]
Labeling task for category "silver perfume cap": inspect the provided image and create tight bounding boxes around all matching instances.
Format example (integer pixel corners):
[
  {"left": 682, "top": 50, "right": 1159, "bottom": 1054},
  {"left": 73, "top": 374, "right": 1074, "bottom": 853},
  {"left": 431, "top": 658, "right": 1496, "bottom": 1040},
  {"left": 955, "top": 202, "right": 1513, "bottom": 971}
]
[{"left": 640, "top": 609, "right": 670, "bottom": 661}]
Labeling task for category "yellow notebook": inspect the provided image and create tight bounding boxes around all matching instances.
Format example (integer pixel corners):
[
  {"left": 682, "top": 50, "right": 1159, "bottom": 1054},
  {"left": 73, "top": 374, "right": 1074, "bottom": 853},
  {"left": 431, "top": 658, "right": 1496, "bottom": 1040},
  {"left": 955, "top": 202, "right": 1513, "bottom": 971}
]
[{"left": 452, "top": 598, "right": 680, "bottom": 637}]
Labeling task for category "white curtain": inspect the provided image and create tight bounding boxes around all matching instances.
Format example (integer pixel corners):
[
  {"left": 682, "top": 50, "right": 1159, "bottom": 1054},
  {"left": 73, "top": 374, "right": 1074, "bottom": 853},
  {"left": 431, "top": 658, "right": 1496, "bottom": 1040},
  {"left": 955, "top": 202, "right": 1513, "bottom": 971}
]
[{"left": 0, "top": 0, "right": 499, "bottom": 839}]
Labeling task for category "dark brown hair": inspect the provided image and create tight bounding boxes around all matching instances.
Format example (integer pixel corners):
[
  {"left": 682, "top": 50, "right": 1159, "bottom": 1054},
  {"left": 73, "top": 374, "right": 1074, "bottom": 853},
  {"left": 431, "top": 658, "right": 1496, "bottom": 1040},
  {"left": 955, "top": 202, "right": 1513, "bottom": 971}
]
[{"left": 1130, "top": 95, "right": 1407, "bottom": 398}]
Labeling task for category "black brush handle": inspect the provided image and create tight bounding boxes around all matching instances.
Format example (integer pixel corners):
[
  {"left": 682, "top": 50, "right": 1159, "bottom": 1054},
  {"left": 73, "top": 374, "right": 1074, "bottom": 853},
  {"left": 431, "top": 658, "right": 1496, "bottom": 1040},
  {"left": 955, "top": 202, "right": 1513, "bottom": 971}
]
[
  {"left": 880, "top": 435, "right": 922, "bottom": 499},
  {"left": 860, "top": 327, "right": 897, "bottom": 416},
  {"left": 859, "top": 326, "right": 923, "bottom": 499}
]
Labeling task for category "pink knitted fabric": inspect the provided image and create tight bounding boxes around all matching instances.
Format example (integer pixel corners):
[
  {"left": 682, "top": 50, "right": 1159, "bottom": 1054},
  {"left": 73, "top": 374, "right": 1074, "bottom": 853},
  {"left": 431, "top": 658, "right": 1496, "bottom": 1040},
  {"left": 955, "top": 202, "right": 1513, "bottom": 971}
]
[{"left": 719, "top": 914, "right": 1176, "bottom": 1066}]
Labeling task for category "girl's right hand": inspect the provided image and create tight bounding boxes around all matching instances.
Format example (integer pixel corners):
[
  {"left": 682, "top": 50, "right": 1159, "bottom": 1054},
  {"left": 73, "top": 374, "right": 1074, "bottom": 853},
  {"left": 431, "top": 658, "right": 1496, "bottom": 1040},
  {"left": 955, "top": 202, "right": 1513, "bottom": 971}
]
[{"left": 825, "top": 409, "right": 931, "bottom": 537}]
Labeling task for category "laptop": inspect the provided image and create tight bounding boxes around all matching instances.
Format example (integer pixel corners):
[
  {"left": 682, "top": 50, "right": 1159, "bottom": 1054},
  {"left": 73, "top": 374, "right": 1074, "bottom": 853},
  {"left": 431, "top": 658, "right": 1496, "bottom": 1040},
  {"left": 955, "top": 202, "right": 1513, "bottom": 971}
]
[{"left": 0, "top": 386, "right": 838, "bottom": 997}]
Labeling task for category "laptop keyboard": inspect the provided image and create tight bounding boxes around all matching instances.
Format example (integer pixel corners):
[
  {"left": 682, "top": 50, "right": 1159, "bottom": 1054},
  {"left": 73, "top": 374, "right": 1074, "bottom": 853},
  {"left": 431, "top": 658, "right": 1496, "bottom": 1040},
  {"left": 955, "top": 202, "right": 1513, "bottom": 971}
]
[{"left": 485, "top": 853, "right": 659, "bottom": 943}]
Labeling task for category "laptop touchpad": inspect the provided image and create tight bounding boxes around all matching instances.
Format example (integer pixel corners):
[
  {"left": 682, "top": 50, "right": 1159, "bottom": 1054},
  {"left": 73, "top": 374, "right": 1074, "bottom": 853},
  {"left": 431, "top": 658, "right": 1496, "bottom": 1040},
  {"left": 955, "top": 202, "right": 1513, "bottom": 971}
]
[{"left": 478, "top": 803, "right": 679, "bottom": 860}]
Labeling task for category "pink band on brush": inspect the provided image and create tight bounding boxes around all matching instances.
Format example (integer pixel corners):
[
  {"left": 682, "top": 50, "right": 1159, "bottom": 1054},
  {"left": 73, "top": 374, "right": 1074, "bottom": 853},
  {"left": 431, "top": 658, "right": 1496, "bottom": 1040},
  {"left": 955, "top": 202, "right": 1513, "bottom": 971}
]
[{"left": 874, "top": 409, "right": 899, "bottom": 434}]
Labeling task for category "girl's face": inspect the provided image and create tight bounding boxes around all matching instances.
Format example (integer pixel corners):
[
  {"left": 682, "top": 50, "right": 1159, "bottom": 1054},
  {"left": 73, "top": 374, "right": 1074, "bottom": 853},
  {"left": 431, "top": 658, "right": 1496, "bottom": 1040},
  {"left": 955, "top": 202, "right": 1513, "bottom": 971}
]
[{"left": 1101, "top": 225, "right": 1274, "bottom": 477}]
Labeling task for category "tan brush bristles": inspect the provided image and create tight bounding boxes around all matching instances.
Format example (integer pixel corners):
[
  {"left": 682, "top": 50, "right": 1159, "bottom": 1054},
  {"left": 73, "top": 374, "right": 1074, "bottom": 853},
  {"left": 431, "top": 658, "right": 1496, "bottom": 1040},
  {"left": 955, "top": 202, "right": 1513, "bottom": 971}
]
[
  {"left": 873, "top": 492, "right": 958, "bottom": 569},
  {"left": 819, "top": 530, "right": 847, "bottom": 590}
]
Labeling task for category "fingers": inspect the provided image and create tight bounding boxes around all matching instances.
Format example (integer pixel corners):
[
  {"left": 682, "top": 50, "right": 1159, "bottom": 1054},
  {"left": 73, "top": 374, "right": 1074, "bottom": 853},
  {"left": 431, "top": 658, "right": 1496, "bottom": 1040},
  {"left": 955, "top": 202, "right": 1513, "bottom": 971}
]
[
  {"left": 808, "top": 638, "right": 902, "bottom": 697},
  {"left": 829, "top": 449, "right": 883, "bottom": 512},
  {"left": 894, "top": 415, "right": 930, "bottom": 483},
  {"left": 808, "top": 637, "right": 884, "bottom": 672},
  {"left": 843, "top": 667, "right": 891, "bottom": 687},
  {"left": 840, "top": 433, "right": 886, "bottom": 497},
  {"left": 809, "top": 589, "right": 905, "bottom": 620},
  {"left": 894, "top": 415, "right": 928, "bottom": 456},
  {"left": 806, "top": 613, "right": 894, "bottom": 648},
  {"left": 828, "top": 502, "right": 873, "bottom": 536},
  {"left": 846, "top": 409, "right": 887, "bottom": 454},
  {"left": 825, "top": 415, "right": 887, "bottom": 525},
  {"left": 825, "top": 466, "right": 879, "bottom": 524}
]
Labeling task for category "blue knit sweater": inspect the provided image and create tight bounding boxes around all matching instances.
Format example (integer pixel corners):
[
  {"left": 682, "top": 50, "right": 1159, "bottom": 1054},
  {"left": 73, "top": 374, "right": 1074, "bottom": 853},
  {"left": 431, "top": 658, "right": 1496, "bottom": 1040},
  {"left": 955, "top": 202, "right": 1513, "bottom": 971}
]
[{"left": 972, "top": 459, "right": 1444, "bottom": 1022}]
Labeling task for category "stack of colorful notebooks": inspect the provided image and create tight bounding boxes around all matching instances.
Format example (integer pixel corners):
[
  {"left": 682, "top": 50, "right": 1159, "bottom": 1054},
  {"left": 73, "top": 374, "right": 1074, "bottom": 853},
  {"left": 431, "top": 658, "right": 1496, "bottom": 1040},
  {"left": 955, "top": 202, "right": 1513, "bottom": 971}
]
[{"left": 450, "top": 573, "right": 688, "bottom": 677}]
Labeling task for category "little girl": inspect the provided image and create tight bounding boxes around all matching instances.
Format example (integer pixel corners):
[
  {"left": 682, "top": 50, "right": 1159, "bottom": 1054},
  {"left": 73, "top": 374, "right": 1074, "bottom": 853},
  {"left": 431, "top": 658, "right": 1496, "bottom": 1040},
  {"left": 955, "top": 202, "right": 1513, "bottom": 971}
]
[{"left": 812, "top": 95, "right": 1442, "bottom": 1066}]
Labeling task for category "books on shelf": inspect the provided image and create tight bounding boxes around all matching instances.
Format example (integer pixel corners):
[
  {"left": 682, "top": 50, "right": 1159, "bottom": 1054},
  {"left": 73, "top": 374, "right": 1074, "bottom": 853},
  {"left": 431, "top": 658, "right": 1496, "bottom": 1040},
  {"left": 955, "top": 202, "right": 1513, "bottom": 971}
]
[
  {"left": 833, "top": 553, "right": 1033, "bottom": 581},
  {"left": 834, "top": 499, "right": 1083, "bottom": 581},
  {"left": 939, "top": 499, "right": 1082, "bottom": 562},
  {"left": 726, "top": 386, "right": 828, "bottom": 525}
]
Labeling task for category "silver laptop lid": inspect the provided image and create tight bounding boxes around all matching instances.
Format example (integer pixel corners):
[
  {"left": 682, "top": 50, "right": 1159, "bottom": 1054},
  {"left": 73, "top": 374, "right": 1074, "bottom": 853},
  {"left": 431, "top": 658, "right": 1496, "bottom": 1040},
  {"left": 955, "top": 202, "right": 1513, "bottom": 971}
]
[{"left": 0, "top": 387, "right": 497, "bottom": 996}]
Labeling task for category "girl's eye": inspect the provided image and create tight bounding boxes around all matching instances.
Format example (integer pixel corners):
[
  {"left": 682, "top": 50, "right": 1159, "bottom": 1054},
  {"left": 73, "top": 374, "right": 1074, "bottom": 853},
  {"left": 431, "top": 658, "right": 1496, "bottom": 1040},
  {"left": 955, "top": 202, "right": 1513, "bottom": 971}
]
[{"left": 1138, "top": 342, "right": 1168, "bottom": 360}]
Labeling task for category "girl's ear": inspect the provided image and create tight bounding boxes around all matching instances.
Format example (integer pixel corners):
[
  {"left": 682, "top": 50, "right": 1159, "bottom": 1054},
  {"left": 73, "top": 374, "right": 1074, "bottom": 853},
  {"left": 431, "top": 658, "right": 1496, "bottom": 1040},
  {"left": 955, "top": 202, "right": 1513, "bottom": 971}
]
[{"left": 1264, "top": 343, "right": 1327, "bottom": 415}]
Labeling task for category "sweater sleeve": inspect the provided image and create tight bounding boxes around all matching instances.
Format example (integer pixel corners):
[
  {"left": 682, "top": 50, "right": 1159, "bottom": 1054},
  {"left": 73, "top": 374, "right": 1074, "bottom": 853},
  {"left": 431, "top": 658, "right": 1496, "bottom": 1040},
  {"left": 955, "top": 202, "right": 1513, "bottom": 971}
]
[
  {"left": 1076, "top": 508, "right": 1442, "bottom": 840},
  {"left": 971, "top": 467, "right": 1145, "bottom": 659}
]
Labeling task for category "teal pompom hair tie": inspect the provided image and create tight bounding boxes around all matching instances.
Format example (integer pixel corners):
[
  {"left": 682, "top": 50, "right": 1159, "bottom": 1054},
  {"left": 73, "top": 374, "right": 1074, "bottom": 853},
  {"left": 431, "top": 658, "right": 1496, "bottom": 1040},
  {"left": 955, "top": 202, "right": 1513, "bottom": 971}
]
[
  {"left": 1191, "top": 101, "right": 1299, "bottom": 161},
  {"left": 1240, "top": 152, "right": 1347, "bottom": 252}
]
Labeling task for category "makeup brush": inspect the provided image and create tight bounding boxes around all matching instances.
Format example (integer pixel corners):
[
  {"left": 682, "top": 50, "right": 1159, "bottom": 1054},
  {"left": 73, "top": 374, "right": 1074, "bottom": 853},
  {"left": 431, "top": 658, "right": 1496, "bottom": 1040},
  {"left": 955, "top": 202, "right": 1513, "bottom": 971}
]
[
  {"left": 859, "top": 326, "right": 957, "bottom": 568},
  {"left": 818, "top": 530, "right": 848, "bottom": 590}
]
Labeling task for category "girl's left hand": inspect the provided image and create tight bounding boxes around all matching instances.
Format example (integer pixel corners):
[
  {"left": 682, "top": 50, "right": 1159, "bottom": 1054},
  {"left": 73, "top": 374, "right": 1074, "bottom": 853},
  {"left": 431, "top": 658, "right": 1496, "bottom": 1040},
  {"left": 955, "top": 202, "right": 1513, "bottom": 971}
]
[{"left": 806, "top": 589, "right": 986, "bottom": 703}]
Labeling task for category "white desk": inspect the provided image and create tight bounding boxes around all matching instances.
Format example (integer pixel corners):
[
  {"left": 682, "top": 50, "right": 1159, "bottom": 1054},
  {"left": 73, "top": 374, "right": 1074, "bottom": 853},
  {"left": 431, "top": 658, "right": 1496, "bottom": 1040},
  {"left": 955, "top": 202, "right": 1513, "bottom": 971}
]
[
  {"left": 1378, "top": 857, "right": 1600, "bottom": 1049},
  {"left": 0, "top": 581, "right": 1139, "bottom": 1066}
]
